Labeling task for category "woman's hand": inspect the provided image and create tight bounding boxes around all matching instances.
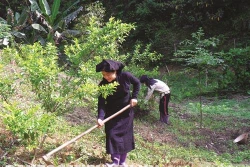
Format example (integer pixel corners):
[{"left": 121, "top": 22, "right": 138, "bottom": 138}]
[
  {"left": 130, "top": 99, "right": 138, "bottom": 107},
  {"left": 97, "top": 119, "right": 104, "bottom": 127}
]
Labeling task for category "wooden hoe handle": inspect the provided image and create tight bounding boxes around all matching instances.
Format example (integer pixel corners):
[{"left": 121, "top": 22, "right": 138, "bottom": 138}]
[{"left": 42, "top": 104, "right": 131, "bottom": 161}]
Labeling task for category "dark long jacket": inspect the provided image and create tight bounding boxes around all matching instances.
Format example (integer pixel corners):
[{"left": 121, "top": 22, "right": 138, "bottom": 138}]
[{"left": 97, "top": 72, "right": 140, "bottom": 154}]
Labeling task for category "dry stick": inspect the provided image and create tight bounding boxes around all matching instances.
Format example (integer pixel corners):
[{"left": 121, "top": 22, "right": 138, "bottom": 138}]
[
  {"left": 0, "top": 151, "right": 8, "bottom": 160},
  {"left": 16, "top": 156, "right": 32, "bottom": 166},
  {"left": 0, "top": 139, "right": 16, "bottom": 160},
  {"left": 42, "top": 104, "right": 131, "bottom": 161},
  {"left": 165, "top": 64, "right": 170, "bottom": 76}
]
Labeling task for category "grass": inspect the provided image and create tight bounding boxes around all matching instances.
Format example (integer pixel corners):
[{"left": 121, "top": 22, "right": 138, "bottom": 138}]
[
  {"left": 135, "top": 70, "right": 250, "bottom": 166},
  {"left": 130, "top": 94, "right": 249, "bottom": 166}
]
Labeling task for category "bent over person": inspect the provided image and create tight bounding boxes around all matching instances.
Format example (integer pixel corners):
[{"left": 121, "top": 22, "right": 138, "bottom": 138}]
[
  {"left": 140, "top": 75, "right": 171, "bottom": 124},
  {"left": 96, "top": 59, "right": 140, "bottom": 167}
]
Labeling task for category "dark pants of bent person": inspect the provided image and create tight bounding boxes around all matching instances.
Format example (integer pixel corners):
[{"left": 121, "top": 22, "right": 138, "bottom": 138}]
[{"left": 159, "top": 93, "right": 170, "bottom": 124}]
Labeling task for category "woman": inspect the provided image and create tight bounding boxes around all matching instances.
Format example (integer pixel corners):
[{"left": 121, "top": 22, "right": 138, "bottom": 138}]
[
  {"left": 96, "top": 59, "right": 140, "bottom": 167},
  {"left": 140, "top": 75, "right": 171, "bottom": 124}
]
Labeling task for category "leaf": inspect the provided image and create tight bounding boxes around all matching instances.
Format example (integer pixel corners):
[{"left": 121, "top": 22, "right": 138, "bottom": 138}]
[
  {"left": 63, "top": 6, "right": 83, "bottom": 26},
  {"left": 12, "top": 31, "right": 26, "bottom": 38},
  {"left": 0, "top": 17, "right": 7, "bottom": 23},
  {"left": 41, "top": 0, "right": 51, "bottom": 15},
  {"left": 51, "top": 0, "right": 61, "bottom": 23},
  {"left": 29, "top": 0, "right": 41, "bottom": 12},
  {"left": 38, "top": 0, "right": 51, "bottom": 15},
  {"left": 63, "top": 0, "right": 80, "bottom": 14},
  {"left": 62, "top": 30, "right": 81, "bottom": 37},
  {"left": 31, "top": 23, "right": 48, "bottom": 33},
  {"left": 14, "top": 12, "right": 20, "bottom": 24},
  {"left": 17, "top": 7, "right": 29, "bottom": 26},
  {"left": 37, "top": 35, "right": 46, "bottom": 45},
  {"left": 2, "top": 38, "right": 9, "bottom": 45}
]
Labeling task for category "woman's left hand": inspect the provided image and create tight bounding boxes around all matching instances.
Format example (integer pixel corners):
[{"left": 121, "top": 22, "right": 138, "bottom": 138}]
[{"left": 130, "top": 99, "right": 138, "bottom": 107}]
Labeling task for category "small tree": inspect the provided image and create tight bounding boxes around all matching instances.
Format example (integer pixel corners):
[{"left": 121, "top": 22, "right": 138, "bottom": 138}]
[{"left": 173, "top": 27, "right": 223, "bottom": 127}]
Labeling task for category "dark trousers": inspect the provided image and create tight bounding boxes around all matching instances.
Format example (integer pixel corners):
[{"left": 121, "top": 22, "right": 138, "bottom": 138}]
[{"left": 159, "top": 93, "right": 170, "bottom": 123}]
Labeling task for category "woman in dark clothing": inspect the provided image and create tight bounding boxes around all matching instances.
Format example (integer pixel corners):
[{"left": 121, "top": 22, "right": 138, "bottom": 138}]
[
  {"left": 96, "top": 59, "right": 140, "bottom": 167},
  {"left": 140, "top": 75, "right": 171, "bottom": 124}
]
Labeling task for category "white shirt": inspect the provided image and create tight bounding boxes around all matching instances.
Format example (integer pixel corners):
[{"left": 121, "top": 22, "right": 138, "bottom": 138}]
[{"left": 145, "top": 79, "right": 170, "bottom": 100}]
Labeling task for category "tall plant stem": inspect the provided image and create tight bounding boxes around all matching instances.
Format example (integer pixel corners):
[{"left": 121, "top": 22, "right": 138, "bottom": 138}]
[{"left": 199, "top": 70, "right": 203, "bottom": 128}]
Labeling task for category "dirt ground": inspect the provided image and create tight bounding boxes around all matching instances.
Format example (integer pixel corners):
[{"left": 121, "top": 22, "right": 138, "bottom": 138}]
[{"left": 66, "top": 95, "right": 250, "bottom": 157}]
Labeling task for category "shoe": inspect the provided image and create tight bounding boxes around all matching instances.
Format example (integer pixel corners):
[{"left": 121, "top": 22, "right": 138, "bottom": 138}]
[
  {"left": 120, "top": 162, "right": 128, "bottom": 167},
  {"left": 165, "top": 121, "right": 171, "bottom": 125},
  {"left": 160, "top": 119, "right": 171, "bottom": 125},
  {"left": 105, "top": 162, "right": 119, "bottom": 167}
]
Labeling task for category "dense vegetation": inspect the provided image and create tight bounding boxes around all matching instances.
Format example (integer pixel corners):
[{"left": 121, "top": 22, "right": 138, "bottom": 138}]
[{"left": 0, "top": 0, "right": 249, "bottom": 166}]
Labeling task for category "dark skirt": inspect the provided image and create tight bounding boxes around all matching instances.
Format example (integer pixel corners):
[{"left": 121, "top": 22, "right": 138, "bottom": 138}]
[{"left": 105, "top": 108, "right": 135, "bottom": 154}]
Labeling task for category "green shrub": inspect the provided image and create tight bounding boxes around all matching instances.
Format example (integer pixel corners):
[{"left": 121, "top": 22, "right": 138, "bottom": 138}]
[{"left": 1, "top": 102, "right": 55, "bottom": 150}]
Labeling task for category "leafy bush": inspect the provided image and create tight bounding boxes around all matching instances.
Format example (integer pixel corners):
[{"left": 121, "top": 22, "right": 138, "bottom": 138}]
[
  {"left": 0, "top": 102, "right": 55, "bottom": 150},
  {"left": 127, "top": 43, "right": 163, "bottom": 68},
  {"left": 2, "top": 43, "right": 97, "bottom": 114},
  {"left": 219, "top": 47, "right": 250, "bottom": 91}
]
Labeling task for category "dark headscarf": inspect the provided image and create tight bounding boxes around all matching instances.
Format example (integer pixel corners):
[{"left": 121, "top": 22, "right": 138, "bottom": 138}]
[
  {"left": 96, "top": 59, "right": 125, "bottom": 73},
  {"left": 140, "top": 75, "right": 157, "bottom": 89}
]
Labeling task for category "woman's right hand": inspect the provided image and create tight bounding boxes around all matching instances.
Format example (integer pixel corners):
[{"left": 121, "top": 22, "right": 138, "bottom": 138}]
[{"left": 97, "top": 119, "right": 104, "bottom": 127}]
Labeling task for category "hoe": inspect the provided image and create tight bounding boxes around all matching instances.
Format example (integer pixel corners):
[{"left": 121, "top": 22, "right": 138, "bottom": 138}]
[{"left": 42, "top": 104, "right": 131, "bottom": 162}]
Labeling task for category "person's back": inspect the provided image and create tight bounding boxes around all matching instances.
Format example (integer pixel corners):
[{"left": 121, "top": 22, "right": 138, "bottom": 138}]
[{"left": 140, "top": 75, "right": 171, "bottom": 124}]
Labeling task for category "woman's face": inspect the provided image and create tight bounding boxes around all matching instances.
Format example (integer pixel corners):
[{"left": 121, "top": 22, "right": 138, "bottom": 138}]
[{"left": 101, "top": 71, "right": 117, "bottom": 82}]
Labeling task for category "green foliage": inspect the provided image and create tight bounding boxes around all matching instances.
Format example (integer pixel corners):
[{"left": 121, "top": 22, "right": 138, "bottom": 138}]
[
  {"left": 0, "top": 7, "right": 30, "bottom": 44},
  {"left": 129, "top": 65, "right": 159, "bottom": 110},
  {"left": 219, "top": 47, "right": 250, "bottom": 90},
  {"left": 2, "top": 43, "right": 86, "bottom": 114},
  {"left": 0, "top": 76, "right": 15, "bottom": 102},
  {"left": 58, "top": 70, "right": 249, "bottom": 166},
  {"left": 101, "top": 0, "right": 250, "bottom": 68},
  {"left": 80, "top": 1, "right": 105, "bottom": 26},
  {"left": 126, "top": 42, "right": 164, "bottom": 111},
  {"left": 1, "top": 14, "right": 137, "bottom": 114},
  {"left": 174, "top": 31, "right": 220, "bottom": 82},
  {"left": 0, "top": 0, "right": 83, "bottom": 45},
  {"left": 0, "top": 102, "right": 55, "bottom": 150},
  {"left": 0, "top": 62, "right": 16, "bottom": 102},
  {"left": 66, "top": 16, "right": 135, "bottom": 69},
  {"left": 0, "top": 1, "right": 249, "bottom": 165},
  {"left": 128, "top": 43, "right": 163, "bottom": 69},
  {"left": 231, "top": 7, "right": 250, "bottom": 32},
  {"left": 98, "top": 81, "right": 119, "bottom": 99},
  {"left": 201, "top": 98, "right": 250, "bottom": 119},
  {"left": 18, "top": 43, "right": 60, "bottom": 88},
  {"left": 168, "top": 96, "right": 250, "bottom": 164},
  {"left": 65, "top": 15, "right": 138, "bottom": 108},
  {"left": 173, "top": 27, "right": 224, "bottom": 127},
  {"left": 29, "top": 0, "right": 83, "bottom": 44},
  {"left": 174, "top": 27, "right": 223, "bottom": 68},
  {"left": 0, "top": 21, "right": 12, "bottom": 46},
  {"left": 167, "top": 70, "right": 214, "bottom": 101}
]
